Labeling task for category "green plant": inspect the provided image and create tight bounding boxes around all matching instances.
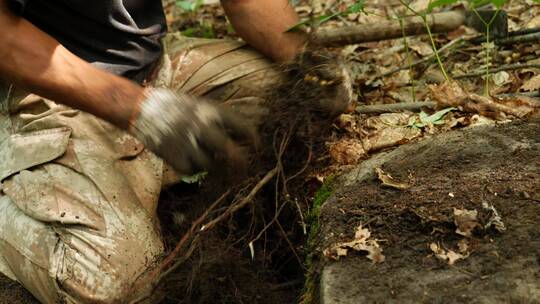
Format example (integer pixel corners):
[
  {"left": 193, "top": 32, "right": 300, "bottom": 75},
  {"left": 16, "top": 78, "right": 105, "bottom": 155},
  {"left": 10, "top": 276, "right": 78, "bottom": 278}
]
[
  {"left": 301, "top": 179, "right": 334, "bottom": 304},
  {"left": 428, "top": 0, "right": 506, "bottom": 11},
  {"left": 426, "top": 0, "right": 508, "bottom": 94},
  {"left": 288, "top": 0, "right": 366, "bottom": 31},
  {"left": 181, "top": 171, "right": 208, "bottom": 185},
  {"left": 399, "top": 0, "right": 451, "bottom": 81},
  {"left": 181, "top": 22, "right": 216, "bottom": 39},
  {"left": 398, "top": 16, "right": 417, "bottom": 102},
  {"left": 176, "top": 0, "right": 203, "bottom": 12},
  {"left": 407, "top": 107, "right": 457, "bottom": 129}
]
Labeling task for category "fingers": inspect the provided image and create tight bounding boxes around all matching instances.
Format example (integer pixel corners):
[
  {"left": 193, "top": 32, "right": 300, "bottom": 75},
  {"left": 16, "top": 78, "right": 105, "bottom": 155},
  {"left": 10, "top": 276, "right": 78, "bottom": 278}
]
[{"left": 186, "top": 106, "right": 256, "bottom": 173}]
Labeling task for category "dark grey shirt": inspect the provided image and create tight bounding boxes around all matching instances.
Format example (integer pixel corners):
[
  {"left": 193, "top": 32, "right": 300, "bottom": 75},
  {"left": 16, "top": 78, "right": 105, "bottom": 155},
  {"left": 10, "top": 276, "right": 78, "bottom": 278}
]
[{"left": 8, "top": 0, "right": 167, "bottom": 82}]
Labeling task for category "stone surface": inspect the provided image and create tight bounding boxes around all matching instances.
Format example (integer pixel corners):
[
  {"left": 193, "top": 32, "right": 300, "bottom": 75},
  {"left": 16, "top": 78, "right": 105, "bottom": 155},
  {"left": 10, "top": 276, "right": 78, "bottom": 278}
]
[{"left": 319, "top": 120, "right": 540, "bottom": 304}]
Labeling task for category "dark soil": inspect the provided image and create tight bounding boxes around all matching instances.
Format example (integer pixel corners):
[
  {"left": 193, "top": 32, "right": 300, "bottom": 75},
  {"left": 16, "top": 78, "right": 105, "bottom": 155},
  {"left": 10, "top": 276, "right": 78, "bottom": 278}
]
[
  {"left": 319, "top": 120, "right": 540, "bottom": 303},
  {"left": 3, "top": 119, "right": 539, "bottom": 303},
  {"left": 0, "top": 274, "right": 35, "bottom": 304},
  {"left": 157, "top": 181, "right": 304, "bottom": 304}
]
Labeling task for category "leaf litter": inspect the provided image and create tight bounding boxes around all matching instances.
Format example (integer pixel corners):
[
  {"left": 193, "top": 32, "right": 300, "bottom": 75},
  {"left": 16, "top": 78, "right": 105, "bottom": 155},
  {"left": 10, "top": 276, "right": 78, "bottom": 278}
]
[
  {"left": 375, "top": 167, "right": 410, "bottom": 190},
  {"left": 323, "top": 225, "right": 385, "bottom": 263},
  {"left": 453, "top": 208, "right": 479, "bottom": 237},
  {"left": 429, "top": 242, "right": 470, "bottom": 266}
]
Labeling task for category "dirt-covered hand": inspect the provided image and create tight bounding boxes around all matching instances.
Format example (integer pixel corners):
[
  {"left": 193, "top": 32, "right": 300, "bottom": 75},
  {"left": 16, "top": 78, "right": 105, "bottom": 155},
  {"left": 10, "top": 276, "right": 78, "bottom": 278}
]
[
  {"left": 130, "top": 88, "right": 255, "bottom": 174},
  {"left": 291, "top": 49, "right": 354, "bottom": 116}
]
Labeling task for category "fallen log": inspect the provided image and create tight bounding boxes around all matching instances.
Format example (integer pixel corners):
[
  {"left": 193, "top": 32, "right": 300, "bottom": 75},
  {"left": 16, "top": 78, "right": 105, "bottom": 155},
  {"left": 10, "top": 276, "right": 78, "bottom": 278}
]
[{"left": 314, "top": 10, "right": 507, "bottom": 46}]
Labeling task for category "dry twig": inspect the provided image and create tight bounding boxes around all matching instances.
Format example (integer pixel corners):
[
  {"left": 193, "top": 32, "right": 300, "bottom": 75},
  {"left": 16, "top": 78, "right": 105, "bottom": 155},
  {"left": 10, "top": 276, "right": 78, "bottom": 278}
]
[
  {"left": 201, "top": 167, "right": 279, "bottom": 231},
  {"left": 375, "top": 38, "right": 464, "bottom": 79},
  {"left": 356, "top": 101, "right": 436, "bottom": 113},
  {"left": 453, "top": 63, "right": 540, "bottom": 79}
]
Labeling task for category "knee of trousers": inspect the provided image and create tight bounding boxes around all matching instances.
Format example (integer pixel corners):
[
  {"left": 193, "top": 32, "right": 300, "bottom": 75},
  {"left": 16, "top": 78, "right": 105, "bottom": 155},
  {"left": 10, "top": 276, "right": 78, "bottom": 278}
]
[
  {"left": 0, "top": 193, "right": 162, "bottom": 304},
  {"left": 55, "top": 229, "right": 164, "bottom": 304}
]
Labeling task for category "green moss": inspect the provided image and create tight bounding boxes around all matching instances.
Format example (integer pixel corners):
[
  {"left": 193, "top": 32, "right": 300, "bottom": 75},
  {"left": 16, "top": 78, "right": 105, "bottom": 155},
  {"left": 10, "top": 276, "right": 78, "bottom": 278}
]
[{"left": 301, "top": 178, "right": 334, "bottom": 304}]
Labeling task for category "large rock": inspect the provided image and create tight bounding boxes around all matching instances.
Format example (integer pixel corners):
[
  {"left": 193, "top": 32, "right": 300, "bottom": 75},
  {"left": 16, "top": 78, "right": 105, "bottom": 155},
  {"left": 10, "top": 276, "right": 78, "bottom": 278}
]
[{"left": 319, "top": 120, "right": 540, "bottom": 304}]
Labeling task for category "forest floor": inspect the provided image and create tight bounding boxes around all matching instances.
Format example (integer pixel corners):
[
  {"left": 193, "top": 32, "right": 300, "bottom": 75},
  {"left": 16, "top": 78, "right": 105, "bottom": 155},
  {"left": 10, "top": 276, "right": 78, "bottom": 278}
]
[
  {"left": 2, "top": 0, "right": 540, "bottom": 303},
  {"left": 319, "top": 120, "right": 539, "bottom": 303}
]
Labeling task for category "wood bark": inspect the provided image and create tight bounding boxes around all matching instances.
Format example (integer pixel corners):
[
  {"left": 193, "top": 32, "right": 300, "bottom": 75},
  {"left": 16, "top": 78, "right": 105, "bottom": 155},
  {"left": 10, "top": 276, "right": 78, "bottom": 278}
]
[{"left": 315, "top": 11, "right": 466, "bottom": 46}]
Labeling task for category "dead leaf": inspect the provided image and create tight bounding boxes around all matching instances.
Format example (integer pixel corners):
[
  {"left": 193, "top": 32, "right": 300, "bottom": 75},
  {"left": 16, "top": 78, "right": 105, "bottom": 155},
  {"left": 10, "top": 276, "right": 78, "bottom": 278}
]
[
  {"left": 430, "top": 242, "right": 469, "bottom": 265},
  {"left": 520, "top": 74, "right": 540, "bottom": 91},
  {"left": 361, "top": 113, "right": 422, "bottom": 151},
  {"left": 375, "top": 168, "right": 410, "bottom": 190},
  {"left": 453, "top": 208, "right": 478, "bottom": 237},
  {"left": 389, "top": 70, "right": 412, "bottom": 87},
  {"left": 364, "top": 127, "right": 422, "bottom": 151},
  {"left": 457, "top": 239, "right": 469, "bottom": 253},
  {"left": 329, "top": 139, "right": 366, "bottom": 165},
  {"left": 337, "top": 114, "right": 359, "bottom": 134},
  {"left": 410, "top": 0, "right": 430, "bottom": 12},
  {"left": 424, "top": 66, "right": 447, "bottom": 84},
  {"left": 409, "top": 40, "right": 434, "bottom": 57},
  {"left": 492, "top": 71, "right": 511, "bottom": 87},
  {"left": 525, "top": 15, "right": 540, "bottom": 28},
  {"left": 429, "top": 81, "right": 469, "bottom": 107},
  {"left": 324, "top": 225, "right": 385, "bottom": 263},
  {"left": 482, "top": 202, "right": 506, "bottom": 233},
  {"left": 430, "top": 81, "right": 537, "bottom": 119},
  {"left": 470, "top": 94, "right": 534, "bottom": 119},
  {"left": 364, "top": 113, "right": 413, "bottom": 129}
]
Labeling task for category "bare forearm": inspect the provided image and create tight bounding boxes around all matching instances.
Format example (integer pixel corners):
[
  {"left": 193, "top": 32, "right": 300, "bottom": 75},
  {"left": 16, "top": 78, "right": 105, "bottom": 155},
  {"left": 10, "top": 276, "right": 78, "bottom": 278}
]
[
  {"left": 0, "top": 2, "right": 143, "bottom": 129},
  {"left": 221, "top": 0, "right": 306, "bottom": 62}
]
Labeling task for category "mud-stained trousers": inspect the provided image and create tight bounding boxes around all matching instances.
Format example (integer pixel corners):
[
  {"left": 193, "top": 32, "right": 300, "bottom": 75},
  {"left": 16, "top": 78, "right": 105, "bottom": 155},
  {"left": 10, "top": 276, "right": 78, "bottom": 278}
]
[{"left": 0, "top": 33, "right": 282, "bottom": 303}]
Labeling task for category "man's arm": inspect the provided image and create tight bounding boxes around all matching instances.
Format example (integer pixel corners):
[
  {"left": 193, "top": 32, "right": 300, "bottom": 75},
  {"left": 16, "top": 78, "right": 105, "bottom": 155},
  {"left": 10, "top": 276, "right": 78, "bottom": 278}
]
[
  {"left": 0, "top": 1, "right": 252, "bottom": 173},
  {"left": 221, "top": 0, "right": 306, "bottom": 62},
  {"left": 0, "top": 0, "right": 143, "bottom": 129}
]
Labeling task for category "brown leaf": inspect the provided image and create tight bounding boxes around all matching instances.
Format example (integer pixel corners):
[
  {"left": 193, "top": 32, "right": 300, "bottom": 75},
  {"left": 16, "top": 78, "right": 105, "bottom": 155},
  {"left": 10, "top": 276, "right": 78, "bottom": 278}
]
[
  {"left": 362, "top": 113, "right": 422, "bottom": 151},
  {"left": 375, "top": 168, "right": 411, "bottom": 190},
  {"left": 430, "top": 81, "right": 538, "bottom": 119},
  {"left": 453, "top": 208, "right": 478, "bottom": 237},
  {"left": 364, "top": 113, "right": 413, "bottom": 129},
  {"left": 336, "top": 114, "right": 359, "bottom": 134},
  {"left": 521, "top": 74, "right": 540, "bottom": 91},
  {"left": 324, "top": 225, "right": 385, "bottom": 263},
  {"left": 429, "top": 81, "right": 469, "bottom": 107},
  {"left": 364, "top": 127, "right": 421, "bottom": 152},
  {"left": 329, "top": 139, "right": 366, "bottom": 165},
  {"left": 430, "top": 242, "right": 469, "bottom": 266},
  {"left": 409, "top": 40, "right": 434, "bottom": 57},
  {"left": 482, "top": 202, "right": 506, "bottom": 233},
  {"left": 457, "top": 239, "right": 469, "bottom": 253}
]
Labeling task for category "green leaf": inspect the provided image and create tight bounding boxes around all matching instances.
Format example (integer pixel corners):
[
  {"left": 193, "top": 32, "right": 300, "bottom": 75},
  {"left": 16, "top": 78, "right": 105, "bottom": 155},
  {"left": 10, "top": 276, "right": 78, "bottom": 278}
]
[
  {"left": 181, "top": 27, "right": 196, "bottom": 37},
  {"left": 346, "top": 0, "right": 366, "bottom": 14},
  {"left": 176, "top": 0, "right": 193, "bottom": 11},
  {"left": 176, "top": 0, "right": 203, "bottom": 12},
  {"left": 421, "top": 107, "right": 456, "bottom": 124},
  {"left": 287, "top": 0, "right": 366, "bottom": 32},
  {"left": 287, "top": 13, "right": 338, "bottom": 31},
  {"left": 468, "top": 0, "right": 491, "bottom": 8},
  {"left": 181, "top": 172, "right": 208, "bottom": 185},
  {"left": 427, "top": 0, "right": 460, "bottom": 13},
  {"left": 408, "top": 107, "right": 457, "bottom": 128},
  {"left": 489, "top": 0, "right": 507, "bottom": 8},
  {"left": 286, "top": 19, "right": 311, "bottom": 32},
  {"left": 317, "top": 12, "right": 342, "bottom": 24}
]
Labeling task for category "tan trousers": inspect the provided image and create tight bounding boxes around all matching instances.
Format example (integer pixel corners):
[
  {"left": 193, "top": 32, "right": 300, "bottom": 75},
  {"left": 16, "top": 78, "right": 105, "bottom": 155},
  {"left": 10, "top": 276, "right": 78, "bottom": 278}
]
[{"left": 0, "top": 33, "right": 281, "bottom": 304}]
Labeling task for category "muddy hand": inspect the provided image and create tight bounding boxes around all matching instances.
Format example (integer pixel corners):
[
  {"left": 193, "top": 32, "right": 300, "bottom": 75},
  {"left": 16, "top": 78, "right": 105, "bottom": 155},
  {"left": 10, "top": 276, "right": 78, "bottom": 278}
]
[
  {"left": 129, "top": 88, "right": 256, "bottom": 174},
  {"left": 294, "top": 49, "right": 354, "bottom": 116}
]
